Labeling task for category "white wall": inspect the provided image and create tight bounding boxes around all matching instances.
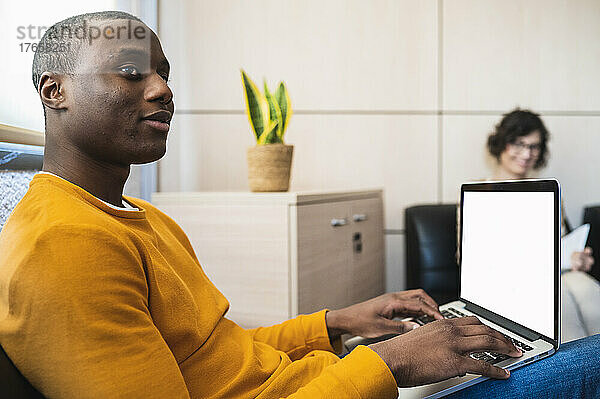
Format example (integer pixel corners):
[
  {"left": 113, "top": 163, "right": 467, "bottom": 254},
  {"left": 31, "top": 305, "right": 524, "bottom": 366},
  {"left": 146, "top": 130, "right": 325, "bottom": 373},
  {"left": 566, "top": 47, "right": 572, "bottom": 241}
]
[
  {"left": 0, "top": 0, "right": 118, "bottom": 132},
  {"left": 157, "top": 0, "right": 600, "bottom": 293}
]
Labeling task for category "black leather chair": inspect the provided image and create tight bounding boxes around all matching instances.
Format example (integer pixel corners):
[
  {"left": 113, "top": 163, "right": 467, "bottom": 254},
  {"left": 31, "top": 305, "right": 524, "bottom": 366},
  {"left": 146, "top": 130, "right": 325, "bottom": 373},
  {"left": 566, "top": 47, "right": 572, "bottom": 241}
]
[
  {"left": 0, "top": 345, "right": 44, "bottom": 398},
  {"left": 583, "top": 205, "right": 600, "bottom": 282},
  {"left": 405, "top": 204, "right": 459, "bottom": 304}
]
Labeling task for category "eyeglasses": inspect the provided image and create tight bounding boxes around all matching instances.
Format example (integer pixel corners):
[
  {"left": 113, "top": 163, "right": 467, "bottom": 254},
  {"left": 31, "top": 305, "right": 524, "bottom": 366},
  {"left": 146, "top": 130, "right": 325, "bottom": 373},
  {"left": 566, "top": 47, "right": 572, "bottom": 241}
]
[{"left": 508, "top": 142, "right": 541, "bottom": 154}]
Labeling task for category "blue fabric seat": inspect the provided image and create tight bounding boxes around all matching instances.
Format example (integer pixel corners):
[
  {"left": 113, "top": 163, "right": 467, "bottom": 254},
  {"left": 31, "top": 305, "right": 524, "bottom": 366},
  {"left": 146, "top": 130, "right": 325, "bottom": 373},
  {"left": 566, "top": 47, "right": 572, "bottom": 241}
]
[{"left": 0, "top": 143, "right": 45, "bottom": 398}]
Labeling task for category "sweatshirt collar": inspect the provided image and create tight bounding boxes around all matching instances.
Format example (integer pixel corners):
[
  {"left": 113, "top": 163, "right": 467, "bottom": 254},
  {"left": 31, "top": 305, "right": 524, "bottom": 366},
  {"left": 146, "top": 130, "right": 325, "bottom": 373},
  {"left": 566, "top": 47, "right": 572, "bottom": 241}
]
[{"left": 31, "top": 173, "right": 147, "bottom": 219}]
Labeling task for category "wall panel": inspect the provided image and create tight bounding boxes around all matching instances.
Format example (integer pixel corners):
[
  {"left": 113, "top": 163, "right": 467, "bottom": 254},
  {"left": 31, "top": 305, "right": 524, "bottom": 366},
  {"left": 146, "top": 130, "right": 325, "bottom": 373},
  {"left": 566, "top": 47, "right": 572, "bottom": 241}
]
[
  {"left": 444, "top": 0, "right": 600, "bottom": 111},
  {"left": 159, "top": 0, "right": 438, "bottom": 111}
]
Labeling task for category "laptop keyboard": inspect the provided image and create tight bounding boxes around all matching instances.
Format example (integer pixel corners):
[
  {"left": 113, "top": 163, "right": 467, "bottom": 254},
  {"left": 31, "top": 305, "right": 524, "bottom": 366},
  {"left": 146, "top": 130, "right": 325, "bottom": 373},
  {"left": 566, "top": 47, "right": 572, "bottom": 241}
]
[{"left": 415, "top": 307, "right": 534, "bottom": 365}]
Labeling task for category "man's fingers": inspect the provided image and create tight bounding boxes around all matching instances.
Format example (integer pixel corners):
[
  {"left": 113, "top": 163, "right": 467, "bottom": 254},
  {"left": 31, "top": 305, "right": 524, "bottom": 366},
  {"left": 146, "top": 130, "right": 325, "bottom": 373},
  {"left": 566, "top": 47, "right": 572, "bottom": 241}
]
[
  {"left": 450, "top": 315, "right": 483, "bottom": 326},
  {"left": 381, "top": 319, "right": 420, "bottom": 334},
  {"left": 458, "top": 335, "right": 521, "bottom": 357},
  {"left": 399, "top": 300, "right": 443, "bottom": 320},
  {"left": 457, "top": 325, "right": 520, "bottom": 354},
  {"left": 458, "top": 324, "right": 497, "bottom": 337},
  {"left": 462, "top": 357, "right": 510, "bottom": 380},
  {"left": 409, "top": 289, "right": 442, "bottom": 317}
]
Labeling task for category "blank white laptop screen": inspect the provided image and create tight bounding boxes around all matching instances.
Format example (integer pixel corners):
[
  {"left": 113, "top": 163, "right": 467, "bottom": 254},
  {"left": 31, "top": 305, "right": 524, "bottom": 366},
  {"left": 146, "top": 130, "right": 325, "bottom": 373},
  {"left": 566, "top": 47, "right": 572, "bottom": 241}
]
[{"left": 461, "top": 191, "right": 554, "bottom": 338}]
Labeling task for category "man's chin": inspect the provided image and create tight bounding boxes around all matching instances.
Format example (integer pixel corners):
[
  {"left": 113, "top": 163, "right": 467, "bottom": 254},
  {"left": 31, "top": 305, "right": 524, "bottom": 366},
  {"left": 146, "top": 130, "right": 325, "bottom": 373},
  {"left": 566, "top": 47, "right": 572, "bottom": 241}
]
[{"left": 131, "top": 145, "right": 167, "bottom": 165}]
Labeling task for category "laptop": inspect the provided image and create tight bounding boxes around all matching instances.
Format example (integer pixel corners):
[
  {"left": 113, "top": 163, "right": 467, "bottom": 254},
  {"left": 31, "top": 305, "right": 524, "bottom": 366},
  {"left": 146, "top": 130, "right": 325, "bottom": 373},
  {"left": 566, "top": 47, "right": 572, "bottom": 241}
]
[{"left": 399, "top": 179, "right": 561, "bottom": 398}]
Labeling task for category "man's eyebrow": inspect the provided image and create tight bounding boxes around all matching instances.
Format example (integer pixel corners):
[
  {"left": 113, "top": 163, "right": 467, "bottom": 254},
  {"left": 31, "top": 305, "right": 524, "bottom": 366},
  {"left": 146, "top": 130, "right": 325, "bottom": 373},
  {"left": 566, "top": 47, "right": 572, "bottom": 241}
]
[
  {"left": 108, "top": 47, "right": 170, "bottom": 71},
  {"left": 108, "top": 48, "right": 150, "bottom": 59}
]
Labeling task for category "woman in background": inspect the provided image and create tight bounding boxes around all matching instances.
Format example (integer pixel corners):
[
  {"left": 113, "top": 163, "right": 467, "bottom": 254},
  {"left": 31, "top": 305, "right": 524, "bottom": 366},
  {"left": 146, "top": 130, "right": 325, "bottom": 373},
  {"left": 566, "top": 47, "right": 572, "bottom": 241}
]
[{"left": 487, "top": 109, "right": 600, "bottom": 342}]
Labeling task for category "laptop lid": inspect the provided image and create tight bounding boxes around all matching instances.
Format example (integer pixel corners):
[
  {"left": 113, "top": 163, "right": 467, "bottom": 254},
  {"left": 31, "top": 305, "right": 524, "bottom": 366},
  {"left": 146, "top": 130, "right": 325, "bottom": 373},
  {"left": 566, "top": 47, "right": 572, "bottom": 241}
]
[{"left": 459, "top": 179, "right": 560, "bottom": 348}]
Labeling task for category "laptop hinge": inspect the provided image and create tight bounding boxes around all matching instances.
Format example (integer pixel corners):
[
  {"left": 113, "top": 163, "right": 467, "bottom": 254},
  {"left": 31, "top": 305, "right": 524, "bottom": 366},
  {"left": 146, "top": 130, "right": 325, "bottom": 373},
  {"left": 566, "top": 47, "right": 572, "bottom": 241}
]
[{"left": 463, "top": 301, "right": 541, "bottom": 342}]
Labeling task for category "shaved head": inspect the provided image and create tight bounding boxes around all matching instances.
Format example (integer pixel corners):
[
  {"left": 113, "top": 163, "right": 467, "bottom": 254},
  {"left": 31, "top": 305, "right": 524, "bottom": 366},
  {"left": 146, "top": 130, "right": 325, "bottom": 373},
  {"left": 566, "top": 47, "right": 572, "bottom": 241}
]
[{"left": 32, "top": 11, "right": 144, "bottom": 124}]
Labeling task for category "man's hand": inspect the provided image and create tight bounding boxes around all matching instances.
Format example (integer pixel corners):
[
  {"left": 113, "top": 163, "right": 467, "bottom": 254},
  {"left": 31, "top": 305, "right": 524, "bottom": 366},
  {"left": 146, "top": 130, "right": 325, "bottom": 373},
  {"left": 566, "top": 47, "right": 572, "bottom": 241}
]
[
  {"left": 369, "top": 316, "right": 522, "bottom": 387},
  {"left": 325, "top": 289, "right": 443, "bottom": 339},
  {"left": 571, "top": 247, "right": 594, "bottom": 272}
]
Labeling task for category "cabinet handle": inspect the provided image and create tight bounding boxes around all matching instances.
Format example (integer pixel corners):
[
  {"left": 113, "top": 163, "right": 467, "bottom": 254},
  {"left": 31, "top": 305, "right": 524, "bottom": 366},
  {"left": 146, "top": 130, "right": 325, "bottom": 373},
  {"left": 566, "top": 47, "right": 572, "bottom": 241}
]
[
  {"left": 353, "top": 214, "right": 368, "bottom": 222},
  {"left": 330, "top": 218, "right": 348, "bottom": 227}
]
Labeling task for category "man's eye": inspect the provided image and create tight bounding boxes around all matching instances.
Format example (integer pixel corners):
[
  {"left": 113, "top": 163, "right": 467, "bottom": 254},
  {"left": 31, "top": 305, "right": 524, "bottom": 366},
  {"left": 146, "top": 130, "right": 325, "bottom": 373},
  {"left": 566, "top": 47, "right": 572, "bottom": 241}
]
[
  {"left": 161, "top": 74, "right": 170, "bottom": 83},
  {"left": 119, "top": 65, "right": 141, "bottom": 79}
]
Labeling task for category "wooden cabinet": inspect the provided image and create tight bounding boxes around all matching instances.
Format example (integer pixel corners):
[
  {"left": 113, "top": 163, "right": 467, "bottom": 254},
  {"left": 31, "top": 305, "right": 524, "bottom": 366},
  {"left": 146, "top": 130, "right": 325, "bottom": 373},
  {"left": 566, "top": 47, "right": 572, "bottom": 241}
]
[{"left": 152, "top": 189, "right": 385, "bottom": 328}]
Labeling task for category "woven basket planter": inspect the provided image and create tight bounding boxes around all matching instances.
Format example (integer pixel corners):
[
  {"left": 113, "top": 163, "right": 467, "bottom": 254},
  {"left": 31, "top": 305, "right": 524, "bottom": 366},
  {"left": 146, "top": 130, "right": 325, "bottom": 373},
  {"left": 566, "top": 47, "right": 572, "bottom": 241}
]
[{"left": 247, "top": 144, "right": 294, "bottom": 192}]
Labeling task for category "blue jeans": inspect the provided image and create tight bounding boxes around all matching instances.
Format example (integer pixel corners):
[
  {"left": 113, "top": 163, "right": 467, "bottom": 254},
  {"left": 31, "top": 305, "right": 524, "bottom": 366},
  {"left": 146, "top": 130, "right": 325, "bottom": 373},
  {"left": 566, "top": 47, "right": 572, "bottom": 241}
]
[{"left": 449, "top": 334, "right": 600, "bottom": 398}]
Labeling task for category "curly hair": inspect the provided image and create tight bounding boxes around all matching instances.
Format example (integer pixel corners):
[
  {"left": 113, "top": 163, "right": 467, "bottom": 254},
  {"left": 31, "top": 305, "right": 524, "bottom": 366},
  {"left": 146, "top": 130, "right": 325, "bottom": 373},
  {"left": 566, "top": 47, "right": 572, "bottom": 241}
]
[{"left": 487, "top": 109, "right": 550, "bottom": 169}]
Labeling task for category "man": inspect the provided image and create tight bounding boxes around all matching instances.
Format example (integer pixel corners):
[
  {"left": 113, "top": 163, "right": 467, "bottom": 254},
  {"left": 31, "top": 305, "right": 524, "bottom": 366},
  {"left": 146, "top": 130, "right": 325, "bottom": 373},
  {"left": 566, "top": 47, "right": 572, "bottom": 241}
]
[{"left": 0, "top": 11, "right": 597, "bottom": 398}]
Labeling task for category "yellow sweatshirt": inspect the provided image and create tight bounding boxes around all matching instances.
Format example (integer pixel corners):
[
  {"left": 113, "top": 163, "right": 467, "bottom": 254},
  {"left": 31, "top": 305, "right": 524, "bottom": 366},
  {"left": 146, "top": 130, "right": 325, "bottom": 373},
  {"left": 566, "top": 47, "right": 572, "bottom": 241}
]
[{"left": 0, "top": 174, "right": 398, "bottom": 398}]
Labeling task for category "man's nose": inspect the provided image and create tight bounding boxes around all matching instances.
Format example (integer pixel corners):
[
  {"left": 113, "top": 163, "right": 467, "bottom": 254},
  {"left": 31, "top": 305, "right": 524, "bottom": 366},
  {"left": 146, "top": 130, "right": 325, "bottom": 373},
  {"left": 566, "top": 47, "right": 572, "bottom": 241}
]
[{"left": 145, "top": 74, "right": 173, "bottom": 105}]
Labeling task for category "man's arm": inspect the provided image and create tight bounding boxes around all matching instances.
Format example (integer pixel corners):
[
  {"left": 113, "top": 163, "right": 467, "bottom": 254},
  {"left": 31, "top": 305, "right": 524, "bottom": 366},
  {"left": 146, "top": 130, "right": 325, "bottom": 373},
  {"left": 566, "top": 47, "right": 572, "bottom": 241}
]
[
  {"left": 248, "top": 310, "right": 340, "bottom": 360},
  {"left": 281, "top": 345, "right": 400, "bottom": 398},
  {"left": 0, "top": 225, "right": 190, "bottom": 398},
  {"left": 249, "top": 289, "right": 444, "bottom": 360},
  {"left": 283, "top": 317, "right": 522, "bottom": 398},
  {"left": 256, "top": 315, "right": 522, "bottom": 398},
  {"left": 250, "top": 289, "right": 521, "bottom": 397},
  {"left": 248, "top": 290, "right": 443, "bottom": 364}
]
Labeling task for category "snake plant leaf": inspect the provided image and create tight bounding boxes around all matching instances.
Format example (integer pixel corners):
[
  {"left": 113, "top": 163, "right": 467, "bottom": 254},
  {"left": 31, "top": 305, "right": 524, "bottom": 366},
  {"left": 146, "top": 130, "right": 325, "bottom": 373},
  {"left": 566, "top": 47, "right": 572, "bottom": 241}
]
[
  {"left": 264, "top": 81, "right": 283, "bottom": 141},
  {"left": 257, "top": 120, "right": 279, "bottom": 145},
  {"left": 241, "top": 70, "right": 270, "bottom": 140},
  {"left": 274, "top": 82, "right": 292, "bottom": 140}
]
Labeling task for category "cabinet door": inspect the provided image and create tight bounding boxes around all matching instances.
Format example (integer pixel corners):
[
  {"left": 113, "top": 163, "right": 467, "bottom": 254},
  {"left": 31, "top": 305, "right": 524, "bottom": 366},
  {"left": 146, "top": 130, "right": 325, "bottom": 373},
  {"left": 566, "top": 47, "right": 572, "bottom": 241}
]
[
  {"left": 349, "top": 197, "right": 385, "bottom": 303},
  {"left": 296, "top": 201, "right": 352, "bottom": 313}
]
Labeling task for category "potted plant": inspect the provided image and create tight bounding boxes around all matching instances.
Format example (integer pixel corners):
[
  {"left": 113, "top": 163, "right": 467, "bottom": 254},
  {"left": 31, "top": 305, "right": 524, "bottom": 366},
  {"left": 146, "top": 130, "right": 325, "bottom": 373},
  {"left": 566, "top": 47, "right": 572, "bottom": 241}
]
[{"left": 241, "top": 69, "right": 293, "bottom": 192}]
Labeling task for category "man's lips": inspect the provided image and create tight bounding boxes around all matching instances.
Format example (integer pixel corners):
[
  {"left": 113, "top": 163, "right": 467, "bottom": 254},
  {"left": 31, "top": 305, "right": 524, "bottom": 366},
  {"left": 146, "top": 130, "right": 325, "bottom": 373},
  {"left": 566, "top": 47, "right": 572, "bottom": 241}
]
[
  {"left": 142, "top": 119, "right": 170, "bottom": 132},
  {"left": 141, "top": 110, "right": 172, "bottom": 132}
]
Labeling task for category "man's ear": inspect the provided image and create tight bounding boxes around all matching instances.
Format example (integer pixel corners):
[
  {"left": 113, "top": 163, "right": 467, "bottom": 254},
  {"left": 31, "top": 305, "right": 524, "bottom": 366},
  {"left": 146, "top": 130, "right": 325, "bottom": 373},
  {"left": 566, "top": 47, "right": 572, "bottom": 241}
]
[{"left": 38, "top": 72, "right": 68, "bottom": 110}]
